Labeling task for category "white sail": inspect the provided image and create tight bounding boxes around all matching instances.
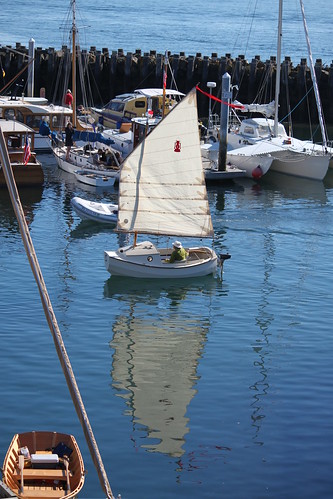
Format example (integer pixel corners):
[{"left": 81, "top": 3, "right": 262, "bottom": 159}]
[{"left": 117, "top": 88, "right": 214, "bottom": 238}]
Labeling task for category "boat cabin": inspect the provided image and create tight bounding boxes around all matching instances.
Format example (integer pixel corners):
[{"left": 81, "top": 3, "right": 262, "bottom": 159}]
[
  {"left": 91, "top": 88, "right": 184, "bottom": 129},
  {"left": 237, "top": 118, "right": 288, "bottom": 140},
  {"left": 0, "top": 119, "right": 44, "bottom": 186},
  {"left": 0, "top": 96, "right": 72, "bottom": 151}
]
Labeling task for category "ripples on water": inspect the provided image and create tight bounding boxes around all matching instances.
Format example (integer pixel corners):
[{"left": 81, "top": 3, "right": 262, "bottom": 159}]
[
  {"left": 1, "top": 0, "right": 332, "bottom": 63},
  {"left": 1, "top": 169, "right": 333, "bottom": 498}
]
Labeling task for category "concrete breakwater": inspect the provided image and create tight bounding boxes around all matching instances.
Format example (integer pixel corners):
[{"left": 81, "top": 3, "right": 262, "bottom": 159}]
[{"left": 1, "top": 43, "right": 333, "bottom": 130}]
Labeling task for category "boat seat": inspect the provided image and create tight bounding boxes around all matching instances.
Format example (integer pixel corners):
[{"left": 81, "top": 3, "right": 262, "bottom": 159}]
[
  {"left": 15, "top": 489, "right": 69, "bottom": 498},
  {"left": 13, "top": 468, "right": 68, "bottom": 481}
]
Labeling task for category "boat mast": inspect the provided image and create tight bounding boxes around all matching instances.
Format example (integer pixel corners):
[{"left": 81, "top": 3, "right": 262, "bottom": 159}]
[
  {"left": 273, "top": 0, "right": 283, "bottom": 137},
  {"left": 71, "top": 0, "right": 77, "bottom": 126},
  {"left": 299, "top": 0, "right": 327, "bottom": 148}
]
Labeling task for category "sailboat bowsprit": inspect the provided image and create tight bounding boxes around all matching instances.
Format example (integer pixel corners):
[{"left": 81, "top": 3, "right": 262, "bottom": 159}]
[{"left": 104, "top": 88, "right": 229, "bottom": 279}]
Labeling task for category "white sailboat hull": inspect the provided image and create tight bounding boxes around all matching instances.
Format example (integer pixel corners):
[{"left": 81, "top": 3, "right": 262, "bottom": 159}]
[
  {"left": 227, "top": 125, "right": 330, "bottom": 180},
  {"left": 53, "top": 146, "right": 90, "bottom": 174},
  {"left": 104, "top": 242, "right": 218, "bottom": 278},
  {"left": 268, "top": 147, "right": 330, "bottom": 180},
  {"left": 201, "top": 142, "right": 273, "bottom": 178},
  {"left": 53, "top": 146, "right": 119, "bottom": 179}
]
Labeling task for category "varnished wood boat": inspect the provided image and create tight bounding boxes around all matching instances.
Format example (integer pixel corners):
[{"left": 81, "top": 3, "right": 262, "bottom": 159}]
[
  {"left": 0, "top": 119, "right": 44, "bottom": 187},
  {"left": 2, "top": 431, "right": 85, "bottom": 499}
]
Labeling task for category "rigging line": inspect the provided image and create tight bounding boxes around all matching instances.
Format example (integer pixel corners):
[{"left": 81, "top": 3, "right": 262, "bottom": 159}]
[
  {"left": 167, "top": 58, "right": 179, "bottom": 91},
  {"left": 0, "top": 57, "right": 34, "bottom": 95},
  {"left": 279, "top": 84, "right": 313, "bottom": 122},
  {"left": 0, "top": 129, "right": 115, "bottom": 499}
]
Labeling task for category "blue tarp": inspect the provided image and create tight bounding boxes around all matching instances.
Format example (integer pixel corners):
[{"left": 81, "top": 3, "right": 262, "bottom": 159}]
[
  {"left": 39, "top": 120, "right": 51, "bottom": 136},
  {"left": 73, "top": 130, "right": 115, "bottom": 146}
]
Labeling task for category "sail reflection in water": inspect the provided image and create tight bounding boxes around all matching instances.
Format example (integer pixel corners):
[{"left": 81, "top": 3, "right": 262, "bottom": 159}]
[{"left": 104, "top": 277, "right": 221, "bottom": 457}]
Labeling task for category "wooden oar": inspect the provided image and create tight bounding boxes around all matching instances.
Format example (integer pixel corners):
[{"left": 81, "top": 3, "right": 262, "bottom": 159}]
[
  {"left": 18, "top": 455, "right": 25, "bottom": 493},
  {"left": 64, "top": 457, "right": 71, "bottom": 493}
]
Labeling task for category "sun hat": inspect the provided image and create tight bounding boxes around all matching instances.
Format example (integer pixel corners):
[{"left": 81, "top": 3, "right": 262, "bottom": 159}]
[{"left": 173, "top": 240, "right": 182, "bottom": 249}]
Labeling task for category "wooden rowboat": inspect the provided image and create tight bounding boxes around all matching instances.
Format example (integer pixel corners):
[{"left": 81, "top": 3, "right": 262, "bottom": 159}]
[{"left": 2, "top": 431, "right": 85, "bottom": 499}]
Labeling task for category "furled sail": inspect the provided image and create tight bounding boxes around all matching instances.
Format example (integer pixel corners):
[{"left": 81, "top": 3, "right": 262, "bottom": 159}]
[
  {"left": 117, "top": 88, "right": 214, "bottom": 238},
  {"left": 232, "top": 100, "right": 276, "bottom": 118}
]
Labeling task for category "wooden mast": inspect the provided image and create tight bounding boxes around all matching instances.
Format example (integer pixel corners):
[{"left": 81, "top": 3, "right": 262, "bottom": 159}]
[{"left": 71, "top": 0, "right": 77, "bottom": 127}]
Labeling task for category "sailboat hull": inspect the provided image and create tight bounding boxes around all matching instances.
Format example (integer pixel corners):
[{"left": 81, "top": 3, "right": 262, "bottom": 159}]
[
  {"left": 104, "top": 242, "right": 218, "bottom": 278},
  {"left": 201, "top": 142, "right": 273, "bottom": 178},
  {"left": 53, "top": 146, "right": 120, "bottom": 179},
  {"left": 269, "top": 151, "right": 330, "bottom": 180}
]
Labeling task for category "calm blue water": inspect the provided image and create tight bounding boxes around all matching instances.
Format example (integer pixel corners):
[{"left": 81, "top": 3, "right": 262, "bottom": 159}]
[
  {"left": 1, "top": 155, "right": 333, "bottom": 498},
  {"left": 1, "top": 0, "right": 332, "bottom": 64}
]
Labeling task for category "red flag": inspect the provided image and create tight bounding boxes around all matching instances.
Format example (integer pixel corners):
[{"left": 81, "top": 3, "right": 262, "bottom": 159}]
[{"left": 24, "top": 136, "right": 31, "bottom": 165}]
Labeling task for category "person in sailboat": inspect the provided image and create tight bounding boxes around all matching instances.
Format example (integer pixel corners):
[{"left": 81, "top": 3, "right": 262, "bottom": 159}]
[
  {"left": 65, "top": 121, "right": 74, "bottom": 160},
  {"left": 64, "top": 89, "right": 73, "bottom": 109},
  {"left": 166, "top": 241, "right": 189, "bottom": 263}
]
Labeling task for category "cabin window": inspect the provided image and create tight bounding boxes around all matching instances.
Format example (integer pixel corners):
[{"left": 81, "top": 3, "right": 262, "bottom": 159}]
[
  {"left": 258, "top": 125, "right": 270, "bottom": 136},
  {"left": 8, "top": 134, "right": 21, "bottom": 148},
  {"left": 108, "top": 102, "right": 125, "bottom": 112},
  {"left": 243, "top": 126, "right": 255, "bottom": 136},
  {"left": 26, "top": 115, "right": 43, "bottom": 128},
  {"left": 4, "top": 109, "right": 24, "bottom": 123},
  {"left": 51, "top": 115, "right": 62, "bottom": 130},
  {"left": 15, "top": 110, "right": 24, "bottom": 123},
  {"left": 135, "top": 101, "right": 146, "bottom": 109}
]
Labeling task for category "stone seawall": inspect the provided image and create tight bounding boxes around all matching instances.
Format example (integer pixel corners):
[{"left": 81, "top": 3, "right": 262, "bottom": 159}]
[{"left": 1, "top": 43, "right": 333, "bottom": 129}]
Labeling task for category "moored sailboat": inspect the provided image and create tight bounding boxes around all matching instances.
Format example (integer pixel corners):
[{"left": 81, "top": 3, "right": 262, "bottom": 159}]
[
  {"left": 104, "top": 88, "right": 230, "bottom": 279},
  {"left": 225, "top": 0, "right": 331, "bottom": 180}
]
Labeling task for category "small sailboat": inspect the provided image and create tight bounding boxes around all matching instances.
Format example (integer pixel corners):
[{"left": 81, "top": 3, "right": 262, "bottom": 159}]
[
  {"left": 2, "top": 431, "right": 85, "bottom": 499},
  {"left": 104, "top": 88, "right": 230, "bottom": 279}
]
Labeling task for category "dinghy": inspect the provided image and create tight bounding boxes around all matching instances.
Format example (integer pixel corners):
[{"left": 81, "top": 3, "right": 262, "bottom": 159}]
[
  {"left": 71, "top": 196, "right": 118, "bottom": 224},
  {"left": 74, "top": 169, "right": 116, "bottom": 187},
  {"left": 104, "top": 88, "right": 230, "bottom": 278},
  {"left": 2, "top": 431, "right": 85, "bottom": 499}
]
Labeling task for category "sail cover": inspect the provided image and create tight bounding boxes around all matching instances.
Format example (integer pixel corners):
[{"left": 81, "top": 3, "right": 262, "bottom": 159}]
[{"left": 117, "top": 88, "right": 214, "bottom": 238}]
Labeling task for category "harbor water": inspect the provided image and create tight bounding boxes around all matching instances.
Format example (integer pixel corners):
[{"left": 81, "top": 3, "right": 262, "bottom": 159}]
[
  {"left": 1, "top": 155, "right": 333, "bottom": 498},
  {"left": 1, "top": 0, "right": 333, "bottom": 496},
  {"left": 1, "top": 0, "right": 332, "bottom": 65}
]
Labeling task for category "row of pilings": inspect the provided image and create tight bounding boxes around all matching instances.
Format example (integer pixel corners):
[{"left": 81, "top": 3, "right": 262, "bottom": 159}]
[{"left": 1, "top": 43, "right": 333, "bottom": 131}]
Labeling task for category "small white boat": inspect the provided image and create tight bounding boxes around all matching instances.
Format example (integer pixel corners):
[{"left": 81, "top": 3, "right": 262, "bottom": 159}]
[
  {"left": 74, "top": 169, "right": 116, "bottom": 187},
  {"left": 71, "top": 196, "right": 118, "bottom": 224}
]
